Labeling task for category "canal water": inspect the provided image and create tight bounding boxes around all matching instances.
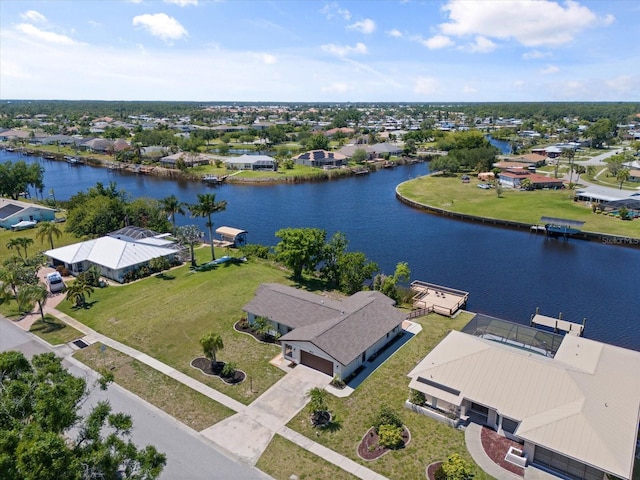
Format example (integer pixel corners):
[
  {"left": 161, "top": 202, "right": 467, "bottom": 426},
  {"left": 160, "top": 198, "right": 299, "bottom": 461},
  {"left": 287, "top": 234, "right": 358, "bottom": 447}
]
[{"left": 4, "top": 150, "right": 639, "bottom": 351}]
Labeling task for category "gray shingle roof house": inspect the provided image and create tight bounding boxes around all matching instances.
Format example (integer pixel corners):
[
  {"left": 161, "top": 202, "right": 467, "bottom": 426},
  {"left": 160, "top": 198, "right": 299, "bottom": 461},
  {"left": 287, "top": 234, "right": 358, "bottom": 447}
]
[
  {"left": 292, "top": 150, "right": 347, "bottom": 168},
  {"left": 243, "top": 283, "right": 405, "bottom": 378}
]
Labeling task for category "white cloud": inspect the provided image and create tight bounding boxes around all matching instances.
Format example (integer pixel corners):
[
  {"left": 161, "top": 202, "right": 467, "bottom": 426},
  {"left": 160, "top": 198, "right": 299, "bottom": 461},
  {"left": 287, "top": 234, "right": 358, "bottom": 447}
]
[
  {"left": 320, "top": 2, "right": 351, "bottom": 21},
  {"left": 132, "top": 13, "right": 188, "bottom": 42},
  {"left": 422, "top": 35, "right": 454, "bottom": 50},
  {"left": 522, "top": 50, "right": 551, "bottom": 60},
  {"left": 321, "top": 42, "right": 367, "bottom": 57},
  {"left": 468, "top": 36, "right": 496, "bottom": 53},
  {"left": 414, "top": 76, "right": 438, "bottom": 95},
  {"left": 541, "top": 64, "right": 560, "bottom": 74},
  {"left": 88, "top": 20, "right": 101, "bottom": 28},
  {"left": 347, "top": 19, "right": 376, "bottom": 34},
  {"left": 261, "top": 53, "right": 277, "bottom": 65},
  {"left": 463, "top": 85, "right": 477, "bottom": 94},
  {"left": 439, "top": 0, "right": 602, "bottom": 47},
  {"left": 164, "top": 0, "right": 199, "bottom": 6},
  {"left": 387, "top": 29, "right": 402, "bottom": 38},
  {"left": 20, "top": 10, "right": 47, "bottom": 23},
  {"left": 15, "top": 24, "right": 76, "bottom": 45},
  {"left": 321, "top": 82, "right": 350, "bottom": 94}
]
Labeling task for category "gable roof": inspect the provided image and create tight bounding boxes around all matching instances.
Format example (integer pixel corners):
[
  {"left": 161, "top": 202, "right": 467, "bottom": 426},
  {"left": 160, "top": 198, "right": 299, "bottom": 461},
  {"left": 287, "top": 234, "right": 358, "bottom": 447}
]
[
  {"left": 408, "top": 330, "right": 640, "bottom": 479},
  {"left": 244, "top": 283, "right": 405, "bottom": 365}
]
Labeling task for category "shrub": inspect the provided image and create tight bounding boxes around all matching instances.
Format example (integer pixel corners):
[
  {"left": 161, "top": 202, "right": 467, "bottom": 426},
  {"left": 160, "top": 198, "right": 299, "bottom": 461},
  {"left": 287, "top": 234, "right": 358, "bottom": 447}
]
[
  {"left": 435, "top": 453, "right": 474, "bottom": 480},
  {"left": 240, "top": 244, "right": 272, "bottom": 259},
  {"left": 409, "top": 388, "right": 425, "bottom": 406},
  {"left": 149, "top": 256, "right": 170, "bottom": 273},
  {"left": 221, "top": 361, "right": 237, "bottom": 378},
  {"left": 373, "top": 405, "right": 402, "bottom": 433},
  {"left": 56, "top": 265, "right": 70, "bottom": 276},
  {"left": 330, "top": 375, "right": 346, "bottom": 389},
  {"left": 378, "top": 424, "right": 404, "bottom": 449}
]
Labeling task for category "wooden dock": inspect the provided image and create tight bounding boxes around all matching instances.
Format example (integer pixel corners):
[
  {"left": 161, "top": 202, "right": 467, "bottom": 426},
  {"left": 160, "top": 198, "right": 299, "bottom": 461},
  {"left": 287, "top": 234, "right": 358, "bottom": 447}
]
[
  {"left": 410, "top": 280, "right": 469, "bottom": 317},
  {"left": 530, "top": 312, "right": 585, "bottom": 336}
]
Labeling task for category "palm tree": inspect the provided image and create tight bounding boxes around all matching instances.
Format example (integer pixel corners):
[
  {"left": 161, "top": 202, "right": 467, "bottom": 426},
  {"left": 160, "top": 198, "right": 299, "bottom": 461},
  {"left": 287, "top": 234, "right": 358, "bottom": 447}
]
[
  {"left": 189, "top": 193, "right": 227, "bottom": 261},
  {"left": 586, "top": 165, "right": 596, "bottom": 179},
  {"left": 176, "top": 225, "right": 202, "bottom": 267},
  {"left": 17, "top": 283, "right": 48, "bottom": 321},
  {"left": 306, "top": 387, "right": 330, "bottom": 425},
  {"left": 65, "top": 279, "right": 94, "bottom": 308},
  {"left": 6, "top": 237, "right": 33, "bottom": 259},
  {"left": 36, "top": 221, "right": 62, "bottom": 249},
  {"left": 199, "top": 332, "right": 224, "bottom": 368},
  {"left": 617, "top": 168, "right": 630, "bottom": 190},
  {"left": 160, "top": 195, "right": 185, "bottom": 233}
]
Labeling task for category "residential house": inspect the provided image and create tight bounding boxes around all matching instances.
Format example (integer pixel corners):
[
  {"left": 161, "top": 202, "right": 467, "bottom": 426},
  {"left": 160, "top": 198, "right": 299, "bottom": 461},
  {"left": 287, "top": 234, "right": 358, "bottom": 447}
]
[
  {"left": 224, "top": 154, "right": 277, "bottom": 171},
  {"left": 407, "top": 319, "right": 640, "bottom": 480},
  {"left": 293, "top": 150, "right": 347, "bottom": 168},
  {"left": 0, "top": 198, "right": 56, "bottom": 230},
  {"left": 159, "top": 152, "right": 213, "bottom": 168},
  {"left": 338, "top": 144, "right": 375, "bottom": 160},
  {"left": 498, "top": 170, "right": 564, "bottom": 189},
  {"left": 81, "top": 138, "right": 113, "bottom": 153},
  {"left": 370, "top": 142, "right": 402, "bottom": 157},
  {"left": 45, "top": 226, "right": 180, "bottom": 283},
  {"left": 243, "top": 283, "right": 406, "bottom": 379}
]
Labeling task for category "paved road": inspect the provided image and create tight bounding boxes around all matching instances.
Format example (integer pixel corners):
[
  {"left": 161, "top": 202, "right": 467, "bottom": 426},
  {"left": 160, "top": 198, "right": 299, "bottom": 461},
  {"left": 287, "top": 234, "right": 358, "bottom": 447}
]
[{"left": 0, "top": 318, "right": 271, "bottom": 480}]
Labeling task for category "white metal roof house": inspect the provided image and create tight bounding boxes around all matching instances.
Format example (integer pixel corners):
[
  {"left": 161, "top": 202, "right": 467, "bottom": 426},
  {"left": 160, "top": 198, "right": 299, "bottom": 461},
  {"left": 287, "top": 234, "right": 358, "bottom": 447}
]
[
  {"left": 407, "top": 323, "right": 640, "bottom": 480},
  {"left": 45, "top": 227, "right": 180, "bottom": 283},
  {"left": 243, "top": 283, "right": 406, "bottom": 379},
  {"left": 224, "top": 154, "right": 277, "bottom": 171},
  {"left": 0, "top": 198, "right": 56, "bottom": 230}
]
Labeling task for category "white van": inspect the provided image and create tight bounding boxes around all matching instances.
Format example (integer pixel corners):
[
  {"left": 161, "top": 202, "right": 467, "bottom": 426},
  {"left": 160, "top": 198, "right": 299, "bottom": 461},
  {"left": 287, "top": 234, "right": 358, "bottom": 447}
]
[{"left": 46, "top": 272, "right": 65, "bottom": 293}]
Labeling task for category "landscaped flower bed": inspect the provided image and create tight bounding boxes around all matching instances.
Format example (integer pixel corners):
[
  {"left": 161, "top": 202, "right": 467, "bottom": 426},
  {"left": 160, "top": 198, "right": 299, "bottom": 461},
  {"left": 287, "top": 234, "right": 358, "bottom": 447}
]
[
  {"left": 357, "top": 426, "right": 411, "bottom": 461},
  {"left": 190, "top": 357, "right": 246, "bottom": 385}
]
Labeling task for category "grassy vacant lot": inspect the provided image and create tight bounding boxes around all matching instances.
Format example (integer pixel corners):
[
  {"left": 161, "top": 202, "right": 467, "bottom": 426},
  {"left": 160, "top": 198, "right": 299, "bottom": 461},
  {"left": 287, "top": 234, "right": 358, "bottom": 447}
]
[
  {"left": 0, "top": 220, "right": 77, "bottom": 264},
  {"left": 29, "top": 314, "right": 84, "bottom": 345},
  {"left": 257, "top": 435, "right": 359, "bottom": 480},
  {"left": 397, "top": 175, "right": 639, "bottom": 238},
  {"left": 74, "top": 344, "right": 234, "bottom": 431},
  {"left": 286, "top": 312, "right": 491, "bottom": 480},
  {"left": 57, "top": 247, "right": 290, "bottom": 404}
]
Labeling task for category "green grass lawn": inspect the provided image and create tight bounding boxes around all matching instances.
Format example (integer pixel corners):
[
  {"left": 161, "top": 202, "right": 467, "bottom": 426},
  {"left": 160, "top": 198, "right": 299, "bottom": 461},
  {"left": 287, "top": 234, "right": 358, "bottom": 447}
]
[
  {"left": 56, "top": 247, "right": 291, "bottom": 404},
  {"left": 74, "top": 344, "right": 234, "bottom": 431},
  {"left": 397, "top": 175, "right": 639, "bottom": 238},
  {"left": 29, "top": 314, "right": 84, "bottom": 345},
  {"left": 286, "top": 312, "right": 492, "bottom": 480},
  {"left": 0, "top": 220, "right": 78, "bottom": 264},
  {"left": 257, "top": 434, "right": 359, "bottom": 480}
]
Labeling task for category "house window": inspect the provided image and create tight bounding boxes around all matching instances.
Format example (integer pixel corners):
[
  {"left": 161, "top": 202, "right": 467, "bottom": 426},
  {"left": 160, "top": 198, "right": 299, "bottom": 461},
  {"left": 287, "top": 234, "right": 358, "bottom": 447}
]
[{"left": 284, "top": 344, "right": 293, "bottom": 358}]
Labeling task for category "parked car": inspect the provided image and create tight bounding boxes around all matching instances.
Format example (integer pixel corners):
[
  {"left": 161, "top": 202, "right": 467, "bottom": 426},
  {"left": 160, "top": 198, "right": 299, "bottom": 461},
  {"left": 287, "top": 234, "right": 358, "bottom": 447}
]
[
  {"left": 477, "top": 183, "right": 490, "bottom": 189},
  {"left": 46, "top": 272, "right": 65, "bottom": 293}
]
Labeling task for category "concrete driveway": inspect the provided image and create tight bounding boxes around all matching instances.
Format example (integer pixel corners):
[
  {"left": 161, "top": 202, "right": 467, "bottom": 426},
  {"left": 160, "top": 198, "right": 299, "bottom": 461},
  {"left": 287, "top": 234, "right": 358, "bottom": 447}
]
[{"left": 201, "top": 364, "right": 330, "bottom": 465}]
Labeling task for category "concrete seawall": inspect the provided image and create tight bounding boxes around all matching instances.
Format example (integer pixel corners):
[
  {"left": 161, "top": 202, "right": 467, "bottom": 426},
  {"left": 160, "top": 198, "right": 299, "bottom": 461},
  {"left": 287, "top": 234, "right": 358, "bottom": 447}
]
[{"left": 395, "top": 184, "right": 640, "bottom": 249}]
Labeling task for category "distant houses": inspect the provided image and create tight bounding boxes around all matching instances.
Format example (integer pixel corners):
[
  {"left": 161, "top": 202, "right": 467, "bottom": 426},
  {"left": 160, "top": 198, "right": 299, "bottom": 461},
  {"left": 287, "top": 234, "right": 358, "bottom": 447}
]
[{"left": 224, "top": 154, "right": 277, "bottom": 171}]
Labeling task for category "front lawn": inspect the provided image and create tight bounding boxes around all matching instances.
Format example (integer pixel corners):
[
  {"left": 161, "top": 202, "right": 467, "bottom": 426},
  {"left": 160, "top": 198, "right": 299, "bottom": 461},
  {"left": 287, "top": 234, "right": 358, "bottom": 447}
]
[
  {"left": 286, "top": 312, "right": 492, "bottom": 480},
  {"left": 257, "top": 434, "right": 359, "bottom": 480},
  {"left": 29, "top": 314, "right": 84, "bottom": 345},
  {"left": 398, "top": 175, "right": 639, "bottom": 238},
  {"left": 56, "top": 247, "right": 291, "bottom": 404},
  {"left": 74, "top": 344, "right": 234, "bottom": 431}
]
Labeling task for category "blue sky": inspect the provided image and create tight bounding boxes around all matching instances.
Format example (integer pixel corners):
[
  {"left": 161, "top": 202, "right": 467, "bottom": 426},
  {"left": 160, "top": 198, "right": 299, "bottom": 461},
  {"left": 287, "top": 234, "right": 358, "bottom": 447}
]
[{"left": 1, "top": 0, "right": 638, "bottom": 102}]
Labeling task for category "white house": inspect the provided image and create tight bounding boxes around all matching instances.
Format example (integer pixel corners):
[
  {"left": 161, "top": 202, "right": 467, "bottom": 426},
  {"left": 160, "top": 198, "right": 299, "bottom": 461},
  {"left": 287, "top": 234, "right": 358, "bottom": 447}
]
[
  {"left": 45, "top": 227, "right": 180, "bottom": 283},
  {"left": 243, "top": 283, "right": 405, "bottom": 379},
  {"left": 0, "top": 198, "right": 56, "bottom": 230},
  {"left": 224, "top": 154, "right": 277, "bottom": 171},
  {"left": 407, "top": 319, "right": 640, "bottom": 480}
]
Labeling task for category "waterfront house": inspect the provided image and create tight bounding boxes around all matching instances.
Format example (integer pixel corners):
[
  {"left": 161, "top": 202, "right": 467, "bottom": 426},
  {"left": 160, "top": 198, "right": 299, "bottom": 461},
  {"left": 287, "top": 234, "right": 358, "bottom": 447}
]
[
  {"left": 370, "top": 142, "right": 403, "bottom": 157},
  {"left": 243, "top": 283, "right": 405, "bottom": 379},
  {"left": 45, "top": 226, "right": 180, "bottom": 283},
  {"left": 407, "top": 318, "right": 640, "bottom": 480},
  {"left": 159, "top": 152, "right": 213, "bottom": 168},
  {"left": 0, "top": 198, "right": 56, "bottom": 230},
  {"left": 498, "top": 170, "right": 564, "bottom": 189},
  {"left": 293, "top": 150, "right": 347, "bottom": 168},
  {"left": 224, "top": 154, "right": 277, "bottom": 171},
  {"left": 338, "top": 144, "right": 375, "bottom": 160}
]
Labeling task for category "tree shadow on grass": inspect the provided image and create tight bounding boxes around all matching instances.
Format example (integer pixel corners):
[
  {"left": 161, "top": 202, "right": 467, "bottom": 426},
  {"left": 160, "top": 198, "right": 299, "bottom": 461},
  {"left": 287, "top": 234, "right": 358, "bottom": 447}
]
[
  {"left": 30, "top": 319, "right": 66, "bottom": 334},
  {"left": 71, "top": 300, "right": 97, "bottom": 310},
  {"left": 322, "top": 418, "right": 343, "bottom": 433},
  {"left": 155, "top": 273, "right": 175, "bottom": 280}
]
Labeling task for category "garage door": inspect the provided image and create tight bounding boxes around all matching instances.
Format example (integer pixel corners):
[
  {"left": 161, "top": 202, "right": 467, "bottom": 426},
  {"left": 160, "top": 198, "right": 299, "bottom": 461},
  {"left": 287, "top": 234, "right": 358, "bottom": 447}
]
[{"left": 300, "top": 351, "right": 334, "bottom": 376}]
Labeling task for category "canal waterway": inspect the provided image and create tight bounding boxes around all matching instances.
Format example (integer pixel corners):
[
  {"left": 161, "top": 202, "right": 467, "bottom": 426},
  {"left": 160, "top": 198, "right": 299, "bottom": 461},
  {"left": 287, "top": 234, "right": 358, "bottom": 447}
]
[{"left": 4, "top": 150, "right": 639, "bottom": 351}]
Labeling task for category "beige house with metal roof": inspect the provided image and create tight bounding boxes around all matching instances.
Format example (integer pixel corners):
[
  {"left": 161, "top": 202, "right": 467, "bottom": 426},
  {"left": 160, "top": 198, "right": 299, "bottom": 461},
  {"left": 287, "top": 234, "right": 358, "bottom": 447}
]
[
  {"left": 243, "top": 283, "right": 405, "bottom": 379},
  {"left": 407, "top": 329, "right": 640, "bottom": 480}
]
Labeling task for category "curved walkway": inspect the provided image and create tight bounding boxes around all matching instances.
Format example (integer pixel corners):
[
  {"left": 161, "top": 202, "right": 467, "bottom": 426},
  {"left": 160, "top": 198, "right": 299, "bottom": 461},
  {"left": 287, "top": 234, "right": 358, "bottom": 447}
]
[{"left": 464, "top": 423, "right": 522, "bottom": 480}]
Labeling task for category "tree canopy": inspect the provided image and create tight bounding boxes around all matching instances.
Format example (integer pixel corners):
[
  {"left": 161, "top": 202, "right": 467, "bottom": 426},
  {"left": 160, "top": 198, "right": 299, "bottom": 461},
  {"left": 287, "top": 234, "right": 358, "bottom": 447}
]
[
  {"left": 275, "top": 228, "right": 326, "bottom": 280},
  {"left": 0, "top": 351, "right": 166, "bottom": 480},
  {"left": 0, "top": 161, "right": 44, "bottom": 200}
]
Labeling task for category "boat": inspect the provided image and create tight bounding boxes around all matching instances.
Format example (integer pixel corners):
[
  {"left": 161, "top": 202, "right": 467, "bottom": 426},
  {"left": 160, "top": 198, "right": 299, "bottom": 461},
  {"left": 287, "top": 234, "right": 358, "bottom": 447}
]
[
  {"left": 65, "top": 156, "right": 81, "bottom": 165},
  {"left": 11, "top": 220, "right": 37, "bottom": 231},
  {"left": 202, "top": 174, "right": 225, "bottom": 185}
]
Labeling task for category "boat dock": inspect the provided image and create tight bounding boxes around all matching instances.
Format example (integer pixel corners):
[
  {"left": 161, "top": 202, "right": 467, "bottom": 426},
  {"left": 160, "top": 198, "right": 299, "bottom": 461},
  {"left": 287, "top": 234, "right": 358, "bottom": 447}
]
[
  {"left": 530, "top": 310, "right": 585, "bottom": 336},
  {"left": 202, "top": 174, "right": 228, "bottom": 185},
  {"left": 409, "top": 280, "right": 469, "bottom": 317}
]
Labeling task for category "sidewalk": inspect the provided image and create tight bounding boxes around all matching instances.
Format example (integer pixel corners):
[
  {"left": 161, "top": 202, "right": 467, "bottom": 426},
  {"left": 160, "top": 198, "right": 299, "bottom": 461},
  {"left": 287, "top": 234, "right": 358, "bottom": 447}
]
[
  {"left": 465, "top": 423, "right": 522, "bottom": 480},
  {"left": 16, "top": 299, "right": 389, "bottom": 480}
]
